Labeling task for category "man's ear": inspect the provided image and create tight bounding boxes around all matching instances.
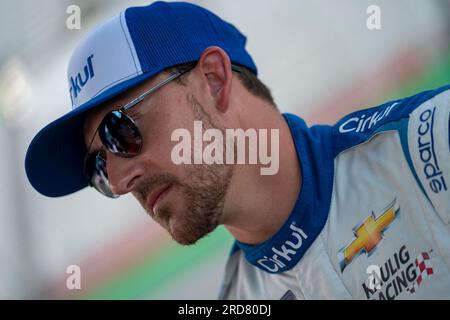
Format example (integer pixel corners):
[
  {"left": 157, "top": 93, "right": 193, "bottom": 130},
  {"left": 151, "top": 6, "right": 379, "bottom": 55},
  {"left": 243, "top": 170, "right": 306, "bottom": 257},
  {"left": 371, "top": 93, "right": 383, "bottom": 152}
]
[{"left": 196, "top": 46, "right": 233, "bottom": 113}]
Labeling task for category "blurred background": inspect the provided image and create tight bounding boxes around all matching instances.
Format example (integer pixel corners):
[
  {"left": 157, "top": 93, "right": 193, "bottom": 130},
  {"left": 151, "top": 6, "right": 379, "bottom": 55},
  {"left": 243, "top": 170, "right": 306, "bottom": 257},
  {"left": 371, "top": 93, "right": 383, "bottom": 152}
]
[{"left": 0, "top": 0, "right": 449, "bottom": 299}]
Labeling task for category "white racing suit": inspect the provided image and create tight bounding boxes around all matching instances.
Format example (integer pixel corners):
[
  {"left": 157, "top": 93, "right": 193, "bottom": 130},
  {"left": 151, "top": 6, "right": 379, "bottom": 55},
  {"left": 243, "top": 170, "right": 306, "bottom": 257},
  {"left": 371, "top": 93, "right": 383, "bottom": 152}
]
[{"left": 219, "top": 84, "right": 450, "bottom": 300}]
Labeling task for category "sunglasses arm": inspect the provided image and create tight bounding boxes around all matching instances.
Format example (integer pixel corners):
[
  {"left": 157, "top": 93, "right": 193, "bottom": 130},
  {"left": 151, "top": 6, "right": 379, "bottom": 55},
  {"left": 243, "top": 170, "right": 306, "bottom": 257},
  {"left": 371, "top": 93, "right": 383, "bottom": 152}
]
[{"left": 121, "top": 71, "right": 185, "bottom": 112}]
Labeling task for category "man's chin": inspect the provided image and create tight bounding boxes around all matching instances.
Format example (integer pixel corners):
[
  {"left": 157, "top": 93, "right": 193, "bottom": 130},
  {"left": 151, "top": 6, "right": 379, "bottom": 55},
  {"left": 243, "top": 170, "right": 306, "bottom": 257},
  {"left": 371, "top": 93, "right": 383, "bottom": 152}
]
[
  {"left": 171, "top": 235, "right": 201, "bottom": 246},
  {"left": 167, "top": 216, "right": 218, "bottom": 246},
  {"left": 169, "top": 229, "right": 206, "bottom": 246}
]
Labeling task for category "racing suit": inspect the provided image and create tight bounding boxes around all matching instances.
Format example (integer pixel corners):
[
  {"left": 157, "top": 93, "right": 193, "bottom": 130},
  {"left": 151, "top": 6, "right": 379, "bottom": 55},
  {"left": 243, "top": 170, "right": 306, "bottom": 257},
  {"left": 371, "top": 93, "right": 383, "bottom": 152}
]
[{"left": 219, "top": 84, "right": 450, "bottom": 300}]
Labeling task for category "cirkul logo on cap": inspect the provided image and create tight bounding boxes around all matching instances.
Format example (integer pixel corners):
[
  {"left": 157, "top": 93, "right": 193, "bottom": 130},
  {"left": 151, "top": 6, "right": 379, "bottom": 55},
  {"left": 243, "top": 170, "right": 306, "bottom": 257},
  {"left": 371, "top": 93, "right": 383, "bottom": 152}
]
[{"left": 69, "top": 54, "right": 95, "bottom": 105}]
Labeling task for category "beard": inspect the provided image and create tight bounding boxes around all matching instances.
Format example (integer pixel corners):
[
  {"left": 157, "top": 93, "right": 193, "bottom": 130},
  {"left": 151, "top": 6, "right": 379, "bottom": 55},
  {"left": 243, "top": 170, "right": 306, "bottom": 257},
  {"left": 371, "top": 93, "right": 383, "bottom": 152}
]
[
  {"left": 136, "top": 94, "right": 234, "bottom": 245},
  {"left": 161, "top": 162, "right": 232, "bottom": 245}
]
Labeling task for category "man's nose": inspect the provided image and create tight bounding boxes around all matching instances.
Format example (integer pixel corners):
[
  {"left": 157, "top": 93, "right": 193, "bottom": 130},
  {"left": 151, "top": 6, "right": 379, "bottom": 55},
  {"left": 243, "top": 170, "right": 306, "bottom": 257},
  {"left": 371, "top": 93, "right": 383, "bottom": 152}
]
[{"left": 106, "top": 153, "right": 145, "bottom": 195}]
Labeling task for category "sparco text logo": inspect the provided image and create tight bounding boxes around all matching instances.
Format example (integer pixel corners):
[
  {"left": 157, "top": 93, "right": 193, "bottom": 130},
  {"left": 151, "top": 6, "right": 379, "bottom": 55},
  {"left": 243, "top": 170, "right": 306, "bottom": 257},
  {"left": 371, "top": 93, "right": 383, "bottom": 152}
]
[
  {"left": 338, "top": 102, "right": 398, "bottom": 133},
  {"left": 257, "top": 223, "right": 307, "bottom": 273},
  {"left": 69, "top": 54, "right": 95, "bottom": 105},
  {"left": 417, "top": 107, "right": 448, "bottom": 194}
]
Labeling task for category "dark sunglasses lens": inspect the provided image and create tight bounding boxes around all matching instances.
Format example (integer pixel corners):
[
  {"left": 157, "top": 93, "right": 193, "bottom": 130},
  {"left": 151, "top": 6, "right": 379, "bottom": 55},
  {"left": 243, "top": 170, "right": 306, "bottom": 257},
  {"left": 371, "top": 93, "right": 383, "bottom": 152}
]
[
  {"left": 99, "top": 111, "right": 142, "bottom": 156},
  {"left": 85, "top": 153, "right": 118, "bottom": 198}
]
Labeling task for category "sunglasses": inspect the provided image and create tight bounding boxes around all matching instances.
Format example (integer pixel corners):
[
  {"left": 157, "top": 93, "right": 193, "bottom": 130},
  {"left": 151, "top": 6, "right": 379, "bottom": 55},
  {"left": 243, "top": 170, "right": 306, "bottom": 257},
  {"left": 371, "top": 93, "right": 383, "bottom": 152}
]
[
  {"left": 83, "top": 64, "right": 195, "bottom": 198},
  {"left": 84, "top": 63, "right": 242, "bottom": 198}
]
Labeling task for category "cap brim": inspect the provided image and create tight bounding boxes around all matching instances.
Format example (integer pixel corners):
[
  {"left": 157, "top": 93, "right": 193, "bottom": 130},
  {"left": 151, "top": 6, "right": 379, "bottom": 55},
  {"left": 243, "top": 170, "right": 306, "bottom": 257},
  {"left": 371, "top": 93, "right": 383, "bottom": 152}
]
[{"left": 25, "top": 71, "right": 158, "bottom": 197}]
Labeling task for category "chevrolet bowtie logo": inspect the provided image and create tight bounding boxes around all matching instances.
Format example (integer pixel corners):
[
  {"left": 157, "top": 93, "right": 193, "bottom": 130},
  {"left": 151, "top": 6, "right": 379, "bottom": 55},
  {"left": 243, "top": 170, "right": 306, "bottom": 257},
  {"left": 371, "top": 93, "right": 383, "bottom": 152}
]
[{"left": 338, "top": 199, "right": 400, "bottom": 272}]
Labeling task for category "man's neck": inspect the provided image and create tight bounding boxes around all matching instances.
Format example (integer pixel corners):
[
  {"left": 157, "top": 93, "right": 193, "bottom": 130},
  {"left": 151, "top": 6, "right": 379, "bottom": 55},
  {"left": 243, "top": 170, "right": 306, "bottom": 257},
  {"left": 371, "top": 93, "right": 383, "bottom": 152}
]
[{"left": 221, "top": 102, "right": 301, "bottom": 245}]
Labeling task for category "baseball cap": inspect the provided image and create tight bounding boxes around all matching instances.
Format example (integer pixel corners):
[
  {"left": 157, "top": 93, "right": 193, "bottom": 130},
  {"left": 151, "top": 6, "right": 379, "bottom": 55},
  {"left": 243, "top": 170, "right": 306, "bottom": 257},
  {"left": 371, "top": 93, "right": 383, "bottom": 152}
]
[{"left": 25, "top": 1, "right": 257, "bottom": 197}]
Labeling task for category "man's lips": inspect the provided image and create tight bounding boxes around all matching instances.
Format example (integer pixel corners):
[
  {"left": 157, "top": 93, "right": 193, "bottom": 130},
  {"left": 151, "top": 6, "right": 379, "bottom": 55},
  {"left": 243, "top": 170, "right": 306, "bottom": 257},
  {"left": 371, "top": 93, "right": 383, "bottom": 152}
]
[{"left": 146, "top": 184, "right": 172, "bottom": 215}]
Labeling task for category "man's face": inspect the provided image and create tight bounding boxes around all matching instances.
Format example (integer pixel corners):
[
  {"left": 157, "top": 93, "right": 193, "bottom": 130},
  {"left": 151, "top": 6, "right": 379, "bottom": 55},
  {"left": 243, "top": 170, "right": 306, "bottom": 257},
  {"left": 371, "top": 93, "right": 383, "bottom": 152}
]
[{"left": 83, "top": 69, "right": 234, "bottom": 245}]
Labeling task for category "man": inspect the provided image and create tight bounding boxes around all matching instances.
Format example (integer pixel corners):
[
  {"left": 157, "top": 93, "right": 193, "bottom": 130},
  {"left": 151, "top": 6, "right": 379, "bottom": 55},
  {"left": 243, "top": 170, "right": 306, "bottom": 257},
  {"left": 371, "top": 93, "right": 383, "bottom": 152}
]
[{"left": 25, "top": 2, "right": 450, "bottom": 300}]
